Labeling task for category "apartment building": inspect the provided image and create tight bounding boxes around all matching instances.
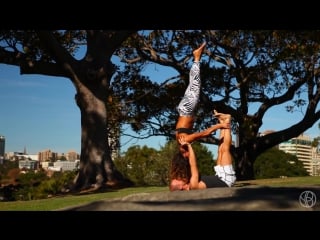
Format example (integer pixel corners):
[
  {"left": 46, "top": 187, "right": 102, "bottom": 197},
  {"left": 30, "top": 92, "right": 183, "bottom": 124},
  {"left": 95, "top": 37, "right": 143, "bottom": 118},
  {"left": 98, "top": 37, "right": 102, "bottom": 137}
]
[{"left": 279, "top": 134, "right": 313, "bottom": 175}]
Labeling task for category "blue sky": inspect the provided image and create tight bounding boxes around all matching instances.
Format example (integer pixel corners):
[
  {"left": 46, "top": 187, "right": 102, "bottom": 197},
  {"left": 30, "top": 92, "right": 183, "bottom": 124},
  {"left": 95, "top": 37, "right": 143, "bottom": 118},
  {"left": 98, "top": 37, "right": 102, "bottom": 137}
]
[{"left": 1, "top": 60, "right": 320, "bottom": 156}]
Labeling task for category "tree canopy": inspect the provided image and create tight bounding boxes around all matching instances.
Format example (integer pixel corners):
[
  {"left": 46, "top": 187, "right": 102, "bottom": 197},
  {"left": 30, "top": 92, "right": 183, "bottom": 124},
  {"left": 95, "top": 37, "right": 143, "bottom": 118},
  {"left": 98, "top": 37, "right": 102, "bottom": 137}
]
[
  {"left": 116, "top": 30, "right": 320, "bottom": 180},
  {"left": 1, "top": 30, "right": 319, "bottom": 190}
]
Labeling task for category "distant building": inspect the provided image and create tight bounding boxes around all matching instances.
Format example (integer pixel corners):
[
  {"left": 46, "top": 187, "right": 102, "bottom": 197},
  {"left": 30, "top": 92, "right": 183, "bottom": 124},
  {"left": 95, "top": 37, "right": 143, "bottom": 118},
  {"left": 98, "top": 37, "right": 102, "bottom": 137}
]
[
  {"left": 41, "top": 161, "right": 53, "bottom": 169},
  {"left": 0, "top": 135, "right": 5, "bottom": 162},
  {"left": 38, "top": 149, "right": 58, "bottom": 162},
  {"left": 262, "top": 131, "right": 319, "bottom": 176},
  {"left": 53, "top": 160, "right": 79, "bottom": 172},
  {"left": 279, "top": 134, "right": 313, "bottom": 175},
  {"left": 66, "top": 150, "right": 79, "bottom": 161},
  {"left": 19, "top": 159, "right": 38, "bottom": 170},
  {"left": 311, "top": 147, "right": 320, "bottom": 176}
]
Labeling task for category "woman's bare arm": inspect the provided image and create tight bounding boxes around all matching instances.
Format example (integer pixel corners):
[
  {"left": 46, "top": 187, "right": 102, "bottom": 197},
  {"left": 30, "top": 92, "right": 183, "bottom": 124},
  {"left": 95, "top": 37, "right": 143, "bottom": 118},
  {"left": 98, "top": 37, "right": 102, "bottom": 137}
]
[
  {"left": 183, "top": 122, "right": 230, "bottom": 143},
  {"left": 178, "top": 136, "right": 200, "bottom": 189}
]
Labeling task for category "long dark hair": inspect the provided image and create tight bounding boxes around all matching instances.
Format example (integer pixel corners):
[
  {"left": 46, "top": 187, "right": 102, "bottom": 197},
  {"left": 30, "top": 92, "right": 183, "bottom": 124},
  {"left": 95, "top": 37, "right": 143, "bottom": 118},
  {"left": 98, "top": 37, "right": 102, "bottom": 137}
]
[{"left": 170, "top": 152, "right": 191, "bottom": 182}]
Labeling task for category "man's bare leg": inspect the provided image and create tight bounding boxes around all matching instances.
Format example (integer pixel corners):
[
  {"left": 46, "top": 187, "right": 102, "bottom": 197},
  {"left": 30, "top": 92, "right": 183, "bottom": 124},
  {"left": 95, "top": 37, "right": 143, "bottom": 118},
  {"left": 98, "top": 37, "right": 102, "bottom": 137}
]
[
  {"left": 218, "top": 127, "right": 232, "bottom": 166},
  {"left": 215, "top": 127, "right": 236, "bottom": 186},
  {"left": 214, "top": 110, "right": 232, "bottom": 166}
]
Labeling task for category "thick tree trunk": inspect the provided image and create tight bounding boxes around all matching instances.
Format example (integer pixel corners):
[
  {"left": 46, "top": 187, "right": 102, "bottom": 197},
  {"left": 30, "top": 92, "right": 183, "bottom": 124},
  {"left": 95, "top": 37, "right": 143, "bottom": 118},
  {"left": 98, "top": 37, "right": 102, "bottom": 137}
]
[
  {"left": 233, "top": 144, "right": 256, "bottom": 181},
  {"left": 234, "top": 154, "right": 255, "bottom": 181},
  {"left": 72, "top": 86, "right": 132, "bottom": 191}
]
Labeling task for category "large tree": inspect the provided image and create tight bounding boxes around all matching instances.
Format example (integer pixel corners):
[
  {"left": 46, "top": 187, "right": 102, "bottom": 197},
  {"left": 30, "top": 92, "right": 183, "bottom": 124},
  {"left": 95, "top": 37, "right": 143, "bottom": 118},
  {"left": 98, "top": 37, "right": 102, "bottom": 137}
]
[
  {"left": 117, "top": 30, "right": 320, "bottom": 180},
  {"left": 2, "top": 30, "right": 320, "bottom": 185},
  {"left": 0, "top": 30, "right": 136, "bottom": 190}
]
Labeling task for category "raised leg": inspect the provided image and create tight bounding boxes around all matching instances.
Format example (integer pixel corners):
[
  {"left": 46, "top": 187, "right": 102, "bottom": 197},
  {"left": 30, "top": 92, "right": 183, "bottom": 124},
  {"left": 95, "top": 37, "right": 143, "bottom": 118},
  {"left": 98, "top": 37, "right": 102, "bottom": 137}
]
[
  {"left": 216, "top": 127, "right": 232, "bottom": 166},
  {"left": 214, "top": 110, "right": 232, "bottom": 166}
]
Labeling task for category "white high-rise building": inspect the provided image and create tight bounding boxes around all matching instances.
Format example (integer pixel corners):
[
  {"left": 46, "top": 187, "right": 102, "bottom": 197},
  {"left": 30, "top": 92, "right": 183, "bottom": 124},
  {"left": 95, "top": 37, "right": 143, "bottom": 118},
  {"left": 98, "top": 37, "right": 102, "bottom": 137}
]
[{"left": 279, "top": 134, "right": 312, "bottom": 175}]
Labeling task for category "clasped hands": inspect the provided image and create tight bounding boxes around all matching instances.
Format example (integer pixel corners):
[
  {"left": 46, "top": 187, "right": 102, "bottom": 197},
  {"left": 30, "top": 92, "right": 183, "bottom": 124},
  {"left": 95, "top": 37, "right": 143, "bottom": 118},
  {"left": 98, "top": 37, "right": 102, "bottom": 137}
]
[{"left": 178, "top": 136, "right": 190, "bottom": 146}]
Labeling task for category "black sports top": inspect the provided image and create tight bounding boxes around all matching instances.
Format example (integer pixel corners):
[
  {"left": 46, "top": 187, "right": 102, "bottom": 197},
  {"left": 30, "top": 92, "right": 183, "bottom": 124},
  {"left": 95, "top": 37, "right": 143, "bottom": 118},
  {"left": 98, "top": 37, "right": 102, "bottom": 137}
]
[{"left": 175, "top": 128, "right": 193, "bottom": 134}]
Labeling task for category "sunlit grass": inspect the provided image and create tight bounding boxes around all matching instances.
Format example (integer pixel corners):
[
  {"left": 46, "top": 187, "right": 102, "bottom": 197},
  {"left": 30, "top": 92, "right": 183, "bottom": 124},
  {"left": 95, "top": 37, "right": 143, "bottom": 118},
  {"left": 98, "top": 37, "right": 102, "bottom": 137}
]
[
  {"left": 236, "top": 176, "right": 320, "bottom": 187},
  {"left": 0, "top": 186, "right": 167, "bottom": 211},
  {"left": 1, "top": 176, "right": 319, "bottom": 211}
]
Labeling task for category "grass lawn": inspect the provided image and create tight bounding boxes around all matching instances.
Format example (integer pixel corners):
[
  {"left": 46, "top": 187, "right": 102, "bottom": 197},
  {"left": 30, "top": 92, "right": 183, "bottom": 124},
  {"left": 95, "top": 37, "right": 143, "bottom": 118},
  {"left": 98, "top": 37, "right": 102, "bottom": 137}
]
[{"left": 0, "top": 176, "right": 319, "bottom": 211}]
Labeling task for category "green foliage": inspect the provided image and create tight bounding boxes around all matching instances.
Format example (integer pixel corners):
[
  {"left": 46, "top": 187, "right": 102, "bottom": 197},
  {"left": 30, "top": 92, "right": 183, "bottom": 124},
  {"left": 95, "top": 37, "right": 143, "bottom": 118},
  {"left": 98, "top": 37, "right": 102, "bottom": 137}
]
[
  {"left": 13, "top": 170, "right": 48, "bottom": 200},
  {"left": 114, "top": 145, "right": 160, "bottom": 186},
  {"left": 115, "top": 140, "right": 216, "bottom": 187},
  {"left": 6, "top": 170, "right": 78, "bottom": 201},
  {"left": 0, "top": 160, "right": 18, "bottom": 180},
  {"left": 312, "top": 137, "right": 320, "bottom": 148},
  {"left": 57, "top": 155, "right": 67, "bottom": 161},
  {"left": 119, "top": 30, "right": 320, "bottom": 180},
  {"left": 32, "top": 171, "right": 77, "bottom": 199},
  {"left": 34, "top": 179, "right": 60, "bottom": 199},
  {"left": 115, "top": 141, "right": 169, "bottom": 186},
  {"left": 0, "top": 30, "right": 85, "bottom": 63},
  {"left": 55, "top": 170, "right": 78, "bottom": 188},
  {"left": 151, "top": 140, "right": 176, "bottom": 186},
  {"left": 254, "top": 147, "right": 308, "bottom": 179},
  {"left": 16, "top": 170, "right": 48, "bottom": 187},
  {"left": 190, "top": 142, "right": 215, "bottom": 176}
]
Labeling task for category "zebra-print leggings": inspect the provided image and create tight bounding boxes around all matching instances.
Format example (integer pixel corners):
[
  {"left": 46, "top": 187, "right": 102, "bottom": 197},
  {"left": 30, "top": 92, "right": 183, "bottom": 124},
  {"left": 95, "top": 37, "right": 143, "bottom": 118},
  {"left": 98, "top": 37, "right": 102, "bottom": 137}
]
[{"left": 177, "top": 61, "right": 201, "bottom": 116}]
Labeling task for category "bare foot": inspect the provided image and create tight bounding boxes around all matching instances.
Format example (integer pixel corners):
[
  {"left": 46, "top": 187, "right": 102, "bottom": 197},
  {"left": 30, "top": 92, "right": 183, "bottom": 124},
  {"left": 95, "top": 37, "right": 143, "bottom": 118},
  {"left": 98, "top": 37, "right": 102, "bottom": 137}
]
[
  {"left": 193, "top": 42, "right": 206, "bottom": 62},
  {"left": 213, "top": 110, "right": 231, "bottom": 124}
]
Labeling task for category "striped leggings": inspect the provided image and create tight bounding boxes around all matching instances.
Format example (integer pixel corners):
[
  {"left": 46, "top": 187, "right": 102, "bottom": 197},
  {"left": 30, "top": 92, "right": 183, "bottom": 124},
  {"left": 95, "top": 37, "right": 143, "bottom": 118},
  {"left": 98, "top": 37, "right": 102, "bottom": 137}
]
[{"left": 177, "top": 61, "right": 201, "bottom": 116}]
